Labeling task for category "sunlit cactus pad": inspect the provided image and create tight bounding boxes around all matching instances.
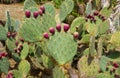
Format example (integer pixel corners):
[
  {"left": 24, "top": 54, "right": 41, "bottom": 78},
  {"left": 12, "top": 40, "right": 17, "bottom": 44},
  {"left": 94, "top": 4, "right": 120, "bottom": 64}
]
[
  {"left": 45, "top": 31, "right": 77, "bottom": 65},
  {"left": 77, "top": 56, "right": 100, "bottom": 78}
]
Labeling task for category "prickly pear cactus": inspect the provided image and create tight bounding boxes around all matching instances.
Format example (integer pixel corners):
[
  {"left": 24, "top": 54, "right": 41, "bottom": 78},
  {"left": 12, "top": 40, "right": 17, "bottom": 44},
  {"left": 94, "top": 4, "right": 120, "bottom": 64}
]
[
  {"left": 77, "top": 55, "right": 100, "bottom": 78},
  {"left": 43, "top": 28, "right": 77, "bottom": 65},
  {"left": 59, "top": 0, "right": 74, "bottom": 22}
]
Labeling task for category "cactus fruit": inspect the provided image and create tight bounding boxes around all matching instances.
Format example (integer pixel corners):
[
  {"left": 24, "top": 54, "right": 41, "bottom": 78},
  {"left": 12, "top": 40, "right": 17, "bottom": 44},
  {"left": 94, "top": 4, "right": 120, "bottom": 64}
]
[
  {"left": 15, "top": 41, "right": 19, "bottom": 46},
  {"left": 94, "top": 11, "right": 99, "bottom": 16},
  {"left": 7, "top": 32, "right": 11, "bottom": 38},
  {"left": 113, "top": 62, "right": 119, "bottom": 68},
  {"left": 6, "top": 72, "right": 13, "bottom": 78},
  {"left": 38, "top": 9, "right": 43, "bottom": 16},
  {"left": 0, "top": 52, "right": 7, "bottom": 58},
  {"left": 40, "top": 6, "right": 45, "bottom": 13},
  {"left": 25, "top": 10, "right": 31, "bottom": 18},
  {"left": 33, "top": 11, "right": 39, "bottom": 18},
  {"left": 43, "top": 32, "right": 49, "bottom": 39},
  {"left": 73, "top": 32, "right": 79, "bottom": 39},
  {"left": 63, "top": 24, "right": 70, "bottom": 32},
  {"left": 56, "top": 24, "right": 61, "bottom": 32},
  {"left": 49, "top": 27, "right": 55, "bottom": 34}
]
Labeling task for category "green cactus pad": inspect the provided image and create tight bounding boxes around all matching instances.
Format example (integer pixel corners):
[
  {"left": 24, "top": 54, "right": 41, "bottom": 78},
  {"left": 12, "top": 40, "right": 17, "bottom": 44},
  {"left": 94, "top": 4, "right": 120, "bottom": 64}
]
[
  {"left": 0, "top": 57, "right": 9, "bottom": 74},
  {"left": 96, "top": 73, "right": 114, "bottom": 78},
  {"left": 18, "top": 60, "right": 30, "bottom": 78},
  {"left": 24, "top": 0, "right": 37, "bottom": 11},
  {"left": 77, "top": 56, "right": 100, "bottom": 78},
  {"left": 20, "top": 43, "right": 29, "bottom": 60},
  {"left": 110, "top": 31, "right": 120, "bottom": 47},
  {"left": 0, "top": 26, "right": 7, "bottom": 41},
  {"left": 53, "top": 66, "right": 68, "bottom": 78},
  {"left": 6, "top": 39, "right": 16, "bottom": 52},
  {"left": 85, "top": 2, "right": 92, "bottom": 15},
  {"left": 70, "top": 17, "right": 85, "bottom": 33},
  {"left": 45, "top": 32, "right": 77, "bottom": 65},
  {"left": 44, "top": 3, "right": 55, "bottom": 17},
  {"left": 59, "top": 0, "right": 74, "bottom": 22},
  {"left": 19, "top": 18, "right": 43, "bottom": 42},
  {"left": 41, "top": 54, "right": 54, "bottom": 69},
  {"left": 100, "top": 8, "right": 112, "bottom": 18}
]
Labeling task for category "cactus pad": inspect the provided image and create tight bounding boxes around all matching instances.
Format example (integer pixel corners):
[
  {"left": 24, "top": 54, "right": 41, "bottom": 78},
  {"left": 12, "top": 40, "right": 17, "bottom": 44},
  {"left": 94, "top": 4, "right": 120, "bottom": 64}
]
[
  {"left": 77, "top": 55, "right": 100, "bottom": 78},
  {"left": 44, "top": 31, "right": 77, "bottom": 65}
]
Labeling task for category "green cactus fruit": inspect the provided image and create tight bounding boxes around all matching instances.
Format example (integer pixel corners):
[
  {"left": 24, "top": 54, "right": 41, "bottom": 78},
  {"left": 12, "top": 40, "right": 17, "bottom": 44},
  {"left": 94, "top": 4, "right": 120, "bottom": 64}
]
[
  {"left": 59, "top": 0, "right": 74, "bottom": 22},
  {"left": 44, "top": 31, "right": 77, "bottom": 65},
  {"left": 77, "top": 55, "right": 100, "bottom": 78}
]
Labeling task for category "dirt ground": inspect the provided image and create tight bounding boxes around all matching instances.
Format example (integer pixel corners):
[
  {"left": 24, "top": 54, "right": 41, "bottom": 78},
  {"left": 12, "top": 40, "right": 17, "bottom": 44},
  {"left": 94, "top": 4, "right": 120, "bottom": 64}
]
[{"left": 0, "top": 3, "right": 24, "bottom": 21}]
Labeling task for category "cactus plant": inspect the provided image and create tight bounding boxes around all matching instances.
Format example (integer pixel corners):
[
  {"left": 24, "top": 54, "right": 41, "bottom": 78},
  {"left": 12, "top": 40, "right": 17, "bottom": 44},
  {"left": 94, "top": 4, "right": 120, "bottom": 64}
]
[{"left": 43, "top": 28, "right": 78, "bottom": 65}]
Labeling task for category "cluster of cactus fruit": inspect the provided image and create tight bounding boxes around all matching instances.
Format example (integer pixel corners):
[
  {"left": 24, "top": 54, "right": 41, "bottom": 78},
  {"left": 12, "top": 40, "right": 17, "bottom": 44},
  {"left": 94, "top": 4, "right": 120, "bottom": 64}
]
[
  {"left": 0, "top": 0, "right": 120, "bottom": 78},
  {"left": 86, "top": 10, "right": 106, "bottom": 23},
  {"left": 43, "top": 24, "right": 79, "bottom": 39},
  {"left": 25, "top": 5, "right": 45, "bottom": 18},
  {"left": 14, "top": 38, "right": 24, "bottom": 54}
]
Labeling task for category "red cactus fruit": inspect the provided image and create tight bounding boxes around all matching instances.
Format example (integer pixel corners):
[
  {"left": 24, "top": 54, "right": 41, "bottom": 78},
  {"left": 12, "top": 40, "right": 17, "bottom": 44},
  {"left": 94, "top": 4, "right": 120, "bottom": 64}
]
[
  {"left": 63, "top": 24, "right": 70, "bottom": 32},
  {"left": 15, "top": 41, "right": 19, "bottom": 46},
  {"left": 40, "top": 6, "right": 45, "bottom": 13},
  {"left": 6, "top": 72, "right": 13, "bottom": 78},
  {"left": 14, "top": 48, "right": 17, "bottom": 52},
  {"left": 49, "top": 27, "right": 55, "bottom": 34},
  {"left": 7, "top": 32, "right": 11, "bottom": 38},
  {"left": 87, "top": 14, "right": 92, "bottom": 19},
  {"left": 93, "top": 11, "right": 99, "bottom": 16},
  {"left": 114, "top": 74, "right": 120, "bottom": 78},
  {"left": 43, "top": 32, "right": 49, "bottom": 39},
  {"left": 33, "top": 11, "right": 39, "bottom": 18},
  {"left": 113, "top": 62, "right": 119, "bottom": 68},
  {"left": 25, "top": 10, "right": 31, "bottom": 18},
  {"left": 56, "top": 24, "right": 61, "bottom": 32},
  {"left": 0, "top": 52, "right": 7, "bottom": 58},
  {"left": 73, "top": 32, "right": 79, "bottom": 39},
  {"left": 11, "top": 32, "right": 17, "bottom": 38},
  {"left": 20, "top": 38, "right": 24, "bottom": 42},
  {"left": 38, "top": 9, "right": 43, "bottom": 16}
]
